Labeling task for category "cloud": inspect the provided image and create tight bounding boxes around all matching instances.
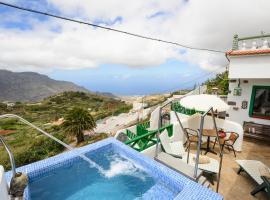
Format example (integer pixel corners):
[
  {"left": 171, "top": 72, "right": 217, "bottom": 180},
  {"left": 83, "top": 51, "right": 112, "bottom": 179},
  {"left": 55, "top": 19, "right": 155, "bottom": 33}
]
[{"left": 0, "top": 0, "right": 270, "bottom": 72}]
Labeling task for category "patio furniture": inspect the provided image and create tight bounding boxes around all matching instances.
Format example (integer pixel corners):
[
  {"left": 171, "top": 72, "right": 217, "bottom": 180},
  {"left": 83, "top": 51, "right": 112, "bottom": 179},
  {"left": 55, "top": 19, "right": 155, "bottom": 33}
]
[
  {"left": 180, "top": 94, "right": 229, "bottom": 112},
  {"left": 214, "top": 132, "right": 239, "bottom": 157},
  {"left": 236, "top": 160, "right": 270, "bottom": 199},
  {"left": 155, "top": 152, "right": 202, "bottom": 181},
  {"left": 159, "top": 129, "right": 185, "bottom": 158},
  {"left": 159, "top": 130, "right": 219, "bottom": 175},
  {"left": 243, "top": 121, "right": 270, "bottom": 142},
  {"left": 202, "top": 129, "right": 218, "bottom": 155},
  {"left": 182, "top": 153, "right": 219, "bottom": 175},
  {"left": 184, "top": 128, "right": 201, "bottom": 152},
  {"left": 155, "top": 152, "right": 213, "bottom": 189}
]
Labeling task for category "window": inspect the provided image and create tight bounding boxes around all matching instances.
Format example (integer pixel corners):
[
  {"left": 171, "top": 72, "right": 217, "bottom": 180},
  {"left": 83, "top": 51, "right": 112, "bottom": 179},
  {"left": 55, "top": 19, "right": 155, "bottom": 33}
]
[{"left": 249, "top": 86, "right": 270, "bottom": 119}]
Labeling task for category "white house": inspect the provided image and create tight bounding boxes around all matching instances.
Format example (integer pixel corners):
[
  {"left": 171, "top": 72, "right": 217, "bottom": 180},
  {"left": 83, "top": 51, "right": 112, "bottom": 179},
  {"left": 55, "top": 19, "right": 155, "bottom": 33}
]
[
  {"left": 132, "top": 102, "right": 147, "bottom": 111},
  {"left": 2, "top": 101, "right": 15, "bottom": 107},
  {"left": 226, "top": 34, "right": 270, "bottom": 141}
]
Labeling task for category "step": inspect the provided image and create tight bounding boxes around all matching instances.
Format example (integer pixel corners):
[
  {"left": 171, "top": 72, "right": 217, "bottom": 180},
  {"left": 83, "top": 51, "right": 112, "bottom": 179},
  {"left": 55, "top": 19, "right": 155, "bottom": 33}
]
[
  {"left": 198, "top": 176, "right": 211, "bottom": 188},
  {"left": 155, "top": 152, "right": 202, "bottom": 181}
]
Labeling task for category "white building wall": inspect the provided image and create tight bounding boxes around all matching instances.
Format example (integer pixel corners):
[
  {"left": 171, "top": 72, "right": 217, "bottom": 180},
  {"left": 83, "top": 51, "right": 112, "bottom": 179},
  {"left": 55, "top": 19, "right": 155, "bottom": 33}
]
[
  {"left": 227, "top": 79, "right": 270, "bottom": 125},
  {"left": 132, "top": 102, "right": 147, "bottom": 111},
  {"left": 229, "top": 55, "right": 270, "bottom": 79},
  {"left": 0, "top": 166, "right": 9, "bottom": 200}
]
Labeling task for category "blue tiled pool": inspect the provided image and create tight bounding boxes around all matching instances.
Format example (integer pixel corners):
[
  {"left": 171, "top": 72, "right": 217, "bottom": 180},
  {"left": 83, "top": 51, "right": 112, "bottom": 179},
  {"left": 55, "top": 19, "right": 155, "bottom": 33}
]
[{"left": 6, "top": 138, "right": 222, "bottom": 200}]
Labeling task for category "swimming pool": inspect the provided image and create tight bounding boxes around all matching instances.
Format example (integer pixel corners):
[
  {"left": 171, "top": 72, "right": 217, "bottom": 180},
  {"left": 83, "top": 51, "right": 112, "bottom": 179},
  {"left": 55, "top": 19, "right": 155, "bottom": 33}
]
[{"left": 6, "top": 138, "right": 222, "bottom": 200}]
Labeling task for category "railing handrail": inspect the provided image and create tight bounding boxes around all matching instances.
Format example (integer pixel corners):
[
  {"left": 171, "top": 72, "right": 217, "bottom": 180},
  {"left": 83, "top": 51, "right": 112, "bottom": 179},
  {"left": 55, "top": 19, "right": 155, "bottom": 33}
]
[
  {"left": 0, "top": 114, "right": 107, "bottom": 174},
  {"left": 195, "top": 107, "right": 223, "bottom": 193},
  {"left": 238, "top": 34, "right": 270, "bottom": 41},
  {"left": 0, "top": 114, "right": 74, "bottom": 151},
  {"left": 0, "top": 135, "right": 16, "bottom": 178},
  {"left": 125, "top": 124, "right": 172, "bottom": 145},
  {"left": 155, "top": 96, "right": 187, "bottom": 158}
]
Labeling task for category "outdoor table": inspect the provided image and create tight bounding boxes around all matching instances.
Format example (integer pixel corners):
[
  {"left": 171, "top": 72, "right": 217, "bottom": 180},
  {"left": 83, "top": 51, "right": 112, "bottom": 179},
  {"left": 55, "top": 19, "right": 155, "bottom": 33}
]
[{"left": 202, "top": 129, "right": 217, "bottom": 155}]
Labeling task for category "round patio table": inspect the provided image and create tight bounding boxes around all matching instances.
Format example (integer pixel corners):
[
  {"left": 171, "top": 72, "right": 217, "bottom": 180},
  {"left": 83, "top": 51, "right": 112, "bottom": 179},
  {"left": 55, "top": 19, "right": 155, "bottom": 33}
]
[{"left": 202, "top": 129, "right": 217, "bottom": 155}]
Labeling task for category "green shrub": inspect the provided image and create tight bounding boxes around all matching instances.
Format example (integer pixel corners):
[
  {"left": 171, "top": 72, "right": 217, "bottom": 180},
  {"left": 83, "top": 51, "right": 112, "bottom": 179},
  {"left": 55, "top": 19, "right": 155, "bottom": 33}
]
[
  {"left": 86, "top": 133, "right": 108, "bottom": 144},
  {"left": 0, "top": 118, "right": 18, "bottom": 130},
  {"left": 2, "top": 133, "right": 66, "bottom": 170},
  {"left": 26, "top": 105, "right": 50, "bottom": 112}
]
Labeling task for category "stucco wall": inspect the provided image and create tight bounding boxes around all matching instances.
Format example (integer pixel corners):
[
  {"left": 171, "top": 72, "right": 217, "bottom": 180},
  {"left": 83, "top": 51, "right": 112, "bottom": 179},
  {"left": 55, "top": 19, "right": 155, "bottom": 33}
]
[
  {"left": 229, "top": 55, "right": 270, "bottom": 79},
  {"left": 0, "top": 165, "right": 9, "bottom": 200},
  {"left": 227, "top": 78, "right": 270, "bottom": 126}
]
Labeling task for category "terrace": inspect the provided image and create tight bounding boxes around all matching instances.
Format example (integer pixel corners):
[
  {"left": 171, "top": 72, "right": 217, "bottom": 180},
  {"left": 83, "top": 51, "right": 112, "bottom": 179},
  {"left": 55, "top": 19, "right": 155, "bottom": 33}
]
[
  {"left": 116, "top": 95, "right": 270, "bottom": 200},
  {"left": 120, "top": 123, "right": 270, "bottom": 200}
]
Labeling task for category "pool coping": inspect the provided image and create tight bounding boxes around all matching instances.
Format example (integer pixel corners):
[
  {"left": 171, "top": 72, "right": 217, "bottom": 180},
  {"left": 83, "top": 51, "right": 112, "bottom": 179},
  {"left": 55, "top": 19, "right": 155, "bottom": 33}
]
[{"left": 5, "top": 137, "right": 223, "bottom": 200}]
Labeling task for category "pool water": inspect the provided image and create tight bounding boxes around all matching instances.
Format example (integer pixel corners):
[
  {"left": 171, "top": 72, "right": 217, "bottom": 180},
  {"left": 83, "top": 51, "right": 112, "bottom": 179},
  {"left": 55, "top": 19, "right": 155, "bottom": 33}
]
[{"left": 29, "top": 149, "right": 177, "bottom": 200}]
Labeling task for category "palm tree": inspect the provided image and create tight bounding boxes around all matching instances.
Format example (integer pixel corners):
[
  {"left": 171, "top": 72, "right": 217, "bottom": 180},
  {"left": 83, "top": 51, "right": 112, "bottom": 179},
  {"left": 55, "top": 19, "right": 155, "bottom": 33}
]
[{"left": 63, "top": 107, "right": 96, "bottom": 144}]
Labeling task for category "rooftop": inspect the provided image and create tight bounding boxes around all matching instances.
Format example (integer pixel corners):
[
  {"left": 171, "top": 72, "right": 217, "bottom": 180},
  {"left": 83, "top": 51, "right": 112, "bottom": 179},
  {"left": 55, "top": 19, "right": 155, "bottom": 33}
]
[{"left": 226, "top": 34, "right": 270, "bottom": 56}]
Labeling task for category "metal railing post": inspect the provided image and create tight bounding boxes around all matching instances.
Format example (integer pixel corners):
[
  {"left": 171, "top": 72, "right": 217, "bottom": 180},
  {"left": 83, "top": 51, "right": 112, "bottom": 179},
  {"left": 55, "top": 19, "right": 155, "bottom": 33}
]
[
  {"left": 155, "top": 99, "right": 181, "bottom": 158},
  {"left": 0, "top": 135, "right": 16, "bottom": 178},
  {"left": 195, "top": 107, "right": 223, "bottom": 192},
  {"left": 169, "top": 98, "right": 224, "bottom": 192},
  {"left": 173, "top": 109, "right": 190, "bottom": 164},
  {"left": 210, "top": 108, "right": 223, "bottom": 193},
  {"left": 155, "top": 106, "right": 162, "bottom": 158},
  {"left": 194, "top": 115, "right": 204, "bottom": 178}
]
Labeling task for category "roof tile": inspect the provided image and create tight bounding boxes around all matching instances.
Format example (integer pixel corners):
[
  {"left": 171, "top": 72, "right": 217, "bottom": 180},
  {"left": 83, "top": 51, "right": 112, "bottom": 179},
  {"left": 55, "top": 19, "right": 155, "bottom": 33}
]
[{"left": 226, "top": 49, "right": 270, "bottom": 56}]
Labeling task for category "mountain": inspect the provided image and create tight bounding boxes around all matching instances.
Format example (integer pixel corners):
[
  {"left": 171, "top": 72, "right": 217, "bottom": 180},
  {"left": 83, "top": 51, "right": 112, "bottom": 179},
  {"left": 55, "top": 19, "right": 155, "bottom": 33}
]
[{"left": 0, "top": 70, "right": 90, "bottom": 102}]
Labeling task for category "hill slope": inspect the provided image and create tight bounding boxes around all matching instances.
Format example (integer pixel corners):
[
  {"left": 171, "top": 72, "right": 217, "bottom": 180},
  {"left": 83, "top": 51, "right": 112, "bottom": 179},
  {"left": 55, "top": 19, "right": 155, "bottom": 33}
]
[
  {"left": 0, "top": 70, "right": 89, "bottom": 102},
  {"left": 0, "top": 91, "right": 132, "bottom": 169},
  {"left": 205, "top": 71, "right": 228, "bottom": 95}
]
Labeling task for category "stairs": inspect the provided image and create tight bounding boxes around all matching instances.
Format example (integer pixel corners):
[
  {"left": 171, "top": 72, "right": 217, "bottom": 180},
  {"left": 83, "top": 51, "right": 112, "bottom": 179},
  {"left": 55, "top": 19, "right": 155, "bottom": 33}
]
[
  {"left": 155, "top": 152, "right": 212, "bottom": 189},
  {"left": 197, "top": 176, "right": 211, "bottom": 188}
]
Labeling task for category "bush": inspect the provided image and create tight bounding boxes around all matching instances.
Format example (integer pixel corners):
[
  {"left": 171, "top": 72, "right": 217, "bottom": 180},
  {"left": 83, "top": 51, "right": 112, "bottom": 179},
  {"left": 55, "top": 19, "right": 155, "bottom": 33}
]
[
  {"left": 0, "top": 103, "right": 7, "bottom": 112},
  {"left": 86, "top": 133, "right": 108, "bottom": 144},
  {"left": 26, "top": 105, "right": 50, "bottom": 112},
  {"left": 114, "top": 105, "right": 132, "bottom": 115},
  {"left": 52, "top": 96, "right": 63, "bottom": 104},
  {"left": 0, "top": 118, "right": 18, "bottom": 130},
  {"left": 13, "top": 133, "right": 65, "bottom": 169}
]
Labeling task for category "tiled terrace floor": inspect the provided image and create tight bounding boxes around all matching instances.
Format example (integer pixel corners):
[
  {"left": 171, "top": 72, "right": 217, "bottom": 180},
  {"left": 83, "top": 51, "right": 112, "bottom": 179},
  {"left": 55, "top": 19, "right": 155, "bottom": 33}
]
[{"left": 206, "top": 138, "right": 270, "bottom": 200}]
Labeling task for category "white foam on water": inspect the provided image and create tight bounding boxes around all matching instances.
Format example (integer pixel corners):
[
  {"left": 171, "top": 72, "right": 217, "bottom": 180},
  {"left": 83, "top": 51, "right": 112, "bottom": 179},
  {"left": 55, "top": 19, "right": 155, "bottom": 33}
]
[
  {"left": 81, "top": 152, "right": 147, "bottom": 181},
  {"left": 80, "top": 154, "right": 106, "bottom": 174},
  {"left": 103, "top": 154, "right": 147, "bottom": 181}
]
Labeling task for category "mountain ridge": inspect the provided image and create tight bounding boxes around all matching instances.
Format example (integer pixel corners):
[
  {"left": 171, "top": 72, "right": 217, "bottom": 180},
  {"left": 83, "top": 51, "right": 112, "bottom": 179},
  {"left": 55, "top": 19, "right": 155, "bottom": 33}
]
[{"left": 0, "top": 69, "right": 91, "bottom": 102}]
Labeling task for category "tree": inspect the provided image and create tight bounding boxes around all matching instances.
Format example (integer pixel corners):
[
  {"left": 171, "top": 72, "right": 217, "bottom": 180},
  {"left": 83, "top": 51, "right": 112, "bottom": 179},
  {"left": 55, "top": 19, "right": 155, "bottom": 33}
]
[
  {"left": 205, "top": 71, "right": 229, "bottom": 95},
  {"left": 62, "top": 107, "right": 96, "bottom": 144}
]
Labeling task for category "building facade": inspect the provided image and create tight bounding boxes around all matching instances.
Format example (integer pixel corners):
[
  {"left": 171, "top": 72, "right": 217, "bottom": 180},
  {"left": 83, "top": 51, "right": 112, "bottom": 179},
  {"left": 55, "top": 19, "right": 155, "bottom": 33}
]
[{"left": 226, "top": 34, "right": 270, "bottom": 141}]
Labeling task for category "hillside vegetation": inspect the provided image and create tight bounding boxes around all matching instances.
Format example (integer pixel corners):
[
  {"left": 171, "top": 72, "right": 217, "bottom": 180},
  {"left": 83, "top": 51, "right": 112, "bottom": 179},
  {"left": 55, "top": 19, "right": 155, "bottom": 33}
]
[
  {"left": 205, "top": 71, "right": 229, "bottom": 95},
  {"left": 0, "top": 91, "right": 131, "bottom": 170}
]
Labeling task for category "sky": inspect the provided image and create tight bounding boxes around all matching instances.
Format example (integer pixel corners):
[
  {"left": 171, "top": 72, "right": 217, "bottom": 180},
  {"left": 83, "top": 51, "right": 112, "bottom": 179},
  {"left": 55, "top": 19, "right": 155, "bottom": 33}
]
[{"left": 0, "top": 0, "right": 270, "bottom": 95}]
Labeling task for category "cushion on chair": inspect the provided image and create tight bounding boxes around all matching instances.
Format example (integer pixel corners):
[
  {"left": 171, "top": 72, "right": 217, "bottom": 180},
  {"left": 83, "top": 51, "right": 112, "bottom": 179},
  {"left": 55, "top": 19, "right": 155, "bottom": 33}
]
[
  {"left": 189, "top": 135, "right": 199, "bottom": 142},
  {"left": 229, "top": 132, "right": 238, "bottom": 142},
  {"left": 225, "top": 140, "right": 234, "bottom": 145}
]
